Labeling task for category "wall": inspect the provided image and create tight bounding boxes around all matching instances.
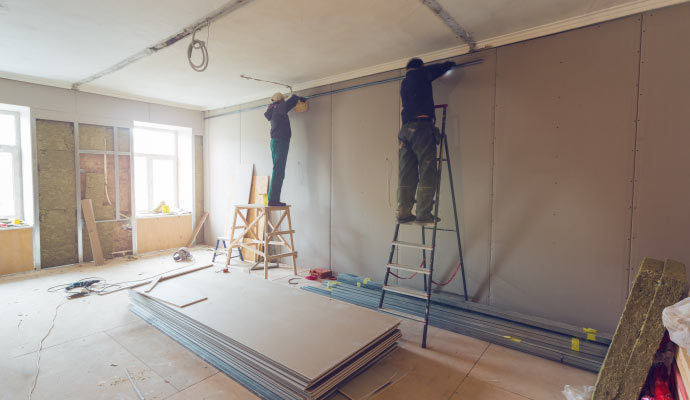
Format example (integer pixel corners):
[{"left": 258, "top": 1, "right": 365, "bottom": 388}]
[
  {"left": 0, "top": 77, "right": 205, "bottom": 271},
  {"left": 204, "top": 2, "right": 690, "bottom": 332},
  {"left": 0, "top": 228, "right": 33, "bottom": 275}
]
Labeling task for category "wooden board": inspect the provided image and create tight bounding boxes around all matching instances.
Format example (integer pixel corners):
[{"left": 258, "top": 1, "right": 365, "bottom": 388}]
[
  {"left": 136, "top": 215, "right": 192, "bottom": 254},
  {"left": 187, "top": 212, "right": 208, "bottom": 247},
  {"left": 81, "top": 199, "right": 105, "bottom": 265},
  {"left": 677, "top": 347, "right": 690, "bottom": 400},
  {"left": 0, "top": 228, "right": 33, "bottom": 275},
  {"left": 139, "top": 280, "right": 207, "bottom": 308}
]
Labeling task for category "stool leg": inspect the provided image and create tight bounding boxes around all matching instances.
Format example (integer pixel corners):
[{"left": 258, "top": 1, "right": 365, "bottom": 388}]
[
  {"left": 286, "top": 208, "right": 297, "bottom": 276},
  {"left": 212, "top": 239, "right": 220, "bottom": 263}
]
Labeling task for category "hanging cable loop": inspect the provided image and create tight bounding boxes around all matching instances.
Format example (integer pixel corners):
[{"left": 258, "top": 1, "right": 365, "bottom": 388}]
[{"left": 188, "top": 22, "right": 209, "bottom": 72}]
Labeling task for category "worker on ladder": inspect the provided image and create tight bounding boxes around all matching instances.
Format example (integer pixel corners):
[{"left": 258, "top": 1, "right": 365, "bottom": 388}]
[
  {"left": 397, "top": 58, "right": 456, "bottom": 225},
  {"left": 264, "top": 92, "right": 307, "bottom": 206}
]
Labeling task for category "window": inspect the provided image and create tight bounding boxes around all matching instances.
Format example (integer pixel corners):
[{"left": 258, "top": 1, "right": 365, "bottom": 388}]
[
  {"left": 0, "top": 111, "right": 22, "bottom": 219},
  {"left": 133, "top": 124, "right": 193, "bottom": 214}
]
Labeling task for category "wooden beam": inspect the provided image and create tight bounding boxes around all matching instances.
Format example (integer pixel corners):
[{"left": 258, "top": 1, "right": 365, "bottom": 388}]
[
  {"left": 187, "top": 212, "right": 209, "bottom": 247},
  {"left": 81, "top": 199, "right": 105, "bottom": 265},
  {"left": 100, "top": 264, "right": 212, "bottom": 295}
]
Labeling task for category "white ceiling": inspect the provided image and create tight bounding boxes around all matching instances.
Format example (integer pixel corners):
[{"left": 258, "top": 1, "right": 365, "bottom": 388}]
[{"left": 0, "top": 0, "right": 685, "bottom": 110}]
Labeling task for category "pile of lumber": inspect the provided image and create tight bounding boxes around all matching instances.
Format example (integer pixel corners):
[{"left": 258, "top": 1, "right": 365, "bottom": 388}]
[
  {"left": 303, "top": 273, "right": 611, "bottom": 372},
  {"left": 593, "top": 258, "right": 686, "bottom": 400},
  {"left": 129, "top": 271, "right": 401, "bottom": 399}
]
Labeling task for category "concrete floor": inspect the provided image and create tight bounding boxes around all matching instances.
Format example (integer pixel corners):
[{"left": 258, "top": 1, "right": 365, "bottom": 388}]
[{"left": 0, "top": 248, "right": 596, "bottom": 400}]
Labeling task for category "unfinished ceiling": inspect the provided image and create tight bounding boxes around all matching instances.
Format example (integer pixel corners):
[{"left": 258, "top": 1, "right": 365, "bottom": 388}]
[{"left": 0, "top": 0, "right": 686, "bottom": 110}]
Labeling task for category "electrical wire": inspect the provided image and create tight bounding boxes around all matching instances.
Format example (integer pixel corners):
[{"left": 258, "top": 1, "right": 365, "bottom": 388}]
[
  {"left": 188, "top": 21, "right": 209, "bottom": 72},
  {"left": 28, "top": 300, "right": 67, "bottom": 400}
]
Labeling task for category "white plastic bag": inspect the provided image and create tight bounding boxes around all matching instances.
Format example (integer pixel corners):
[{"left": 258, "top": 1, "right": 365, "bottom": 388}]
[
  {"left": 562, "top": 385, "right": 593, "bottom": 400},
  {"left": 662, "top": 297, "right": 690, "bottom": 350}
]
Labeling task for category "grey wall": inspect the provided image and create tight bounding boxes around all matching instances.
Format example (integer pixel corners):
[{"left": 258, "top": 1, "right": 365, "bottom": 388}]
[{"left": 205, "top": 3, "right": 690, "bottom": 332}]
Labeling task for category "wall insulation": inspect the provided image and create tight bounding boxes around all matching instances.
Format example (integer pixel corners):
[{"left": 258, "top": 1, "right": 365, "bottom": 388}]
[{"left": 36, "top": 119, "right": 78, "bottom": 267}]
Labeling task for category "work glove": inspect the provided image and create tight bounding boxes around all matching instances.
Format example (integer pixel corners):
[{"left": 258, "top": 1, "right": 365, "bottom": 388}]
[{"left": 299, "top": 96, "right": 307, "bottom": 102}]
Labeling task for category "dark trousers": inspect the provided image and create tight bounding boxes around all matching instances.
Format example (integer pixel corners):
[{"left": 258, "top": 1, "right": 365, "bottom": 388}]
[
  {"left": 397, "top": 120, "right": 439, "bottom": 220},
  {"left": 269, "top": 138, "right": 290, "bottom": 202}
]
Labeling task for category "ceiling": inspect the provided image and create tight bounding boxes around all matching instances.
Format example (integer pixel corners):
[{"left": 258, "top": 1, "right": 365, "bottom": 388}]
[{"left": 0, "top": 0, "right": 684, "bottom": 110}]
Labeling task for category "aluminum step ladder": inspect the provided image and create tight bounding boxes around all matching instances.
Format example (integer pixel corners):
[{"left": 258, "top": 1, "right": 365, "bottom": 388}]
[{"left": 378, "top": 104, "right": 468, "bottom": 348}]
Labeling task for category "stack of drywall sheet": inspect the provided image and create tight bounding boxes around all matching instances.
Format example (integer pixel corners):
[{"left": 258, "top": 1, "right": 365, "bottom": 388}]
[
  {"left": 129, "top": 272, "right": 401, "bottom": 399},
  {"left": 303, "top": 273, "right": 612, "bottom": 372}
]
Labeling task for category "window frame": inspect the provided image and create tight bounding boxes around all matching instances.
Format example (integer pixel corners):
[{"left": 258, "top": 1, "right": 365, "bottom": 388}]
[
  {"left": 0, "top": 110, "right": 23, "bottom": 219},
  {"left": 133, "top": 126, "right": 179, "bottom": 213}
]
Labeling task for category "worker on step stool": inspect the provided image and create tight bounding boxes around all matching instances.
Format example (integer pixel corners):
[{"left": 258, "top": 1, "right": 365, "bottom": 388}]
[
  {"left": 397, "top": 57, "right": 455, "bottom": 225},
  {"left": 264, "top": 92, "right": 306, "bottom": 206}
]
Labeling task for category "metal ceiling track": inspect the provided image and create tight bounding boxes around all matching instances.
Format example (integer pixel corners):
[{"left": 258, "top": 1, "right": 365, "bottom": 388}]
[{"left": 71, "top": 0, "right": 255, "bottom": 89}]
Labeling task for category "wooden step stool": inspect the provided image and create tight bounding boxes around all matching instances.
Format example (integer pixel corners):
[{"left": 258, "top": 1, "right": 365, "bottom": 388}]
[{"left": 225, "top": 204, "right": 298, "bottom": 279}]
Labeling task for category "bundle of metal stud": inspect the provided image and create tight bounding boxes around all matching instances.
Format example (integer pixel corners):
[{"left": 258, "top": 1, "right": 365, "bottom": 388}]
[{"left": 302, "top": 274, "right": 610, "bottom": 372}]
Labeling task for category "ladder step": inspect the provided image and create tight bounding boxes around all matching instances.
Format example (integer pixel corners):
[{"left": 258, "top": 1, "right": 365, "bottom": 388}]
[
  {"left": 392, "top": 241, "right": 433, "bottom": 251},
  {"left": 379, "top": 307, "right": 426, "bottom": 323},
  {"left": 383, "top": 285, "right": 430, "bottom": 299},
  {"left": 387, "top": 263, "right": 431, "bottom": 275}
]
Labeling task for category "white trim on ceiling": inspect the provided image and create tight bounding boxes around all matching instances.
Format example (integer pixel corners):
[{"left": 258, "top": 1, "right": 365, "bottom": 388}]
[{"left": 3, "top": 0, "right": 687, "bottom": 111}]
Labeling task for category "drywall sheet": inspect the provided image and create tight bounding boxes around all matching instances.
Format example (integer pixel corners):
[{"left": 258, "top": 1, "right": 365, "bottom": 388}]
[
  {"left": 205, "top": 112, "right": 241, "bottom": 243},
  {"left": 395, "top": 51, "right": 496, "bottom": 302},
  {"left": 331, "top": 80, "right": 400, "bottom": 281},
  {"left": 78, "top": 124, "right": 114, "bottom": 151},
  {"left": 137, "top": 215, "right": 192, "bottom": 253},
  {"left": 36, "top": 119, "right": 78, "bottom": 268},
  {"left": 0, "top": 228, "right": 33, "bottom": 275},
  {"left": 280, "top": 90, "right": 332, "bottom": 268},
  {"left": 491, "top": 17, "right": 641, "bottom": 331},
  {"left": 193, "top": 135, "right": 204, "bottom": 244},
  {"left": 82, "top": 221, "right": 132, "bottom": 262},
  {"left": 629, "top": 3, "right": 690, "bottom": 279}
]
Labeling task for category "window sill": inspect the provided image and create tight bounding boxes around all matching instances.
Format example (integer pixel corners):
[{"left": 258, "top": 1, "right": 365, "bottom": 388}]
[
  {"left": 0, "top": 224, "right": 33, "bottom": 231},
  {"left": 136, "top": 212, "right": 192, "bottom": 220}
]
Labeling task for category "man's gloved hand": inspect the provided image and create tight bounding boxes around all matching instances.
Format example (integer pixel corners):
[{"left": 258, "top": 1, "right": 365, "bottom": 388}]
[{"left": 299, "top": 96, "right": 307, "bottom": 102}]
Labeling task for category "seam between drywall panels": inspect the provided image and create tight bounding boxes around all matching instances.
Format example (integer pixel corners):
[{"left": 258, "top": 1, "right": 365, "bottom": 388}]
[
  {"left": 486, "top": 50, "right": 498, "bottom": 305},
  {"left": 626, "top": 15, "right": 645, "bottom": 296}
]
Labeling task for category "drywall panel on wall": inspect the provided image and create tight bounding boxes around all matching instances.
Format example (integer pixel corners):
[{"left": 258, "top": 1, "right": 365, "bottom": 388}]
[
  {"left": 137, "top": 215, "right": 192, "bottom": 253},
  {"left": 630, "top": 3, "right": 690, "bottom": 279},
  {"left": 491, "top": 17, "right": 641, "bottom": 332},
  {"left": 36, "top": 119, "right": 78, "bottom": 268},
  {"left": 331, "top": 81, "right": 400, "bottom": 281},
  {"left": 194, "top": 135, "right": 204, "bottom": 244},
  {"left": 395, "top": 50, "right": 497, "bottom": 302},
  {"left": 205, "top": 113, "right": 241, "bottom": 243},
  {"left": 281, "top": 90, "right": 332, "bottom": 268},
  {"left": 240, "top": 108, "right": 272, "bottom": 176},
  {"left": 0, "top": 228, "right": 33, "bottom": 275}
]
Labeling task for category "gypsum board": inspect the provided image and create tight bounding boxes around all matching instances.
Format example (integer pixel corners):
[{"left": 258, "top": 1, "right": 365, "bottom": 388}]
[
  {"left": 130, "top": 293, "right": 310, "bottom": 388},
  {"left": 130, "top": 294, "right": 403, "bottom": 398},
  {"left": 133, "top": 303, "right": 401, "bottom": 400},
  {"left": 331, "top": 281, "right": 611, "bottom": 351},
  {"left": 130, "top": 298, "right": 308, "bottom": 393},
  {"left": 333, "top": 284, "right": 607, "bottom": 358},
  {"left": 132, "top": 303, "right": 402, "bottom": 399},
  {"left": 131, "top": 304, "right": 301, "bottom": 399},
  {"left": 303, "top": 287, "right": 602, "bottom": 372},
  {"left": 335, "top": 274, "right": 611, "bottom": 345}
]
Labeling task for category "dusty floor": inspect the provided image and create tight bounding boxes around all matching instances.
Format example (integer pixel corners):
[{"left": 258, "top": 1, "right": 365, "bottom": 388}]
[{"left": 0, "top": 248, "right": 596, "bottom": 400}]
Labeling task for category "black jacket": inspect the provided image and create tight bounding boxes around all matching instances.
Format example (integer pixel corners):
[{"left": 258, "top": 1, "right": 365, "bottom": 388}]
[
  {"left": 400, "top": 61, "right": 455, "bottom": 124},
  {"left": 264, "top": 95, "right": 301, "bottom": 140}
]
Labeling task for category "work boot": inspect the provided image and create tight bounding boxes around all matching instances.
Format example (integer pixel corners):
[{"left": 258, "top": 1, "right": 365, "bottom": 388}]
[
  {"left": 396, "top": 206, "right": 415, "bottom": 224},
  {"left": 268, "top": 201, "right": 286, "bottom": 206}
]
